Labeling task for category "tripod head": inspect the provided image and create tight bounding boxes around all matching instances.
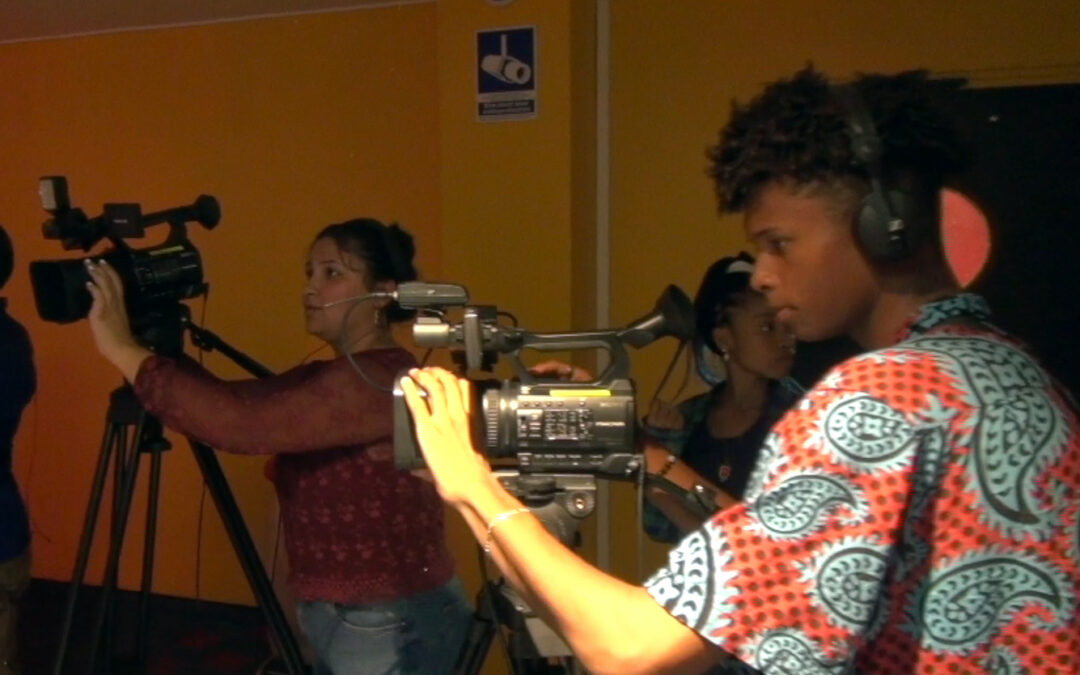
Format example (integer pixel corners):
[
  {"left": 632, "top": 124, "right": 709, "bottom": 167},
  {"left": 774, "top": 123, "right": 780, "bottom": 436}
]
[{"left": 493, "top": 471, "right": 597, "bottom": 549}]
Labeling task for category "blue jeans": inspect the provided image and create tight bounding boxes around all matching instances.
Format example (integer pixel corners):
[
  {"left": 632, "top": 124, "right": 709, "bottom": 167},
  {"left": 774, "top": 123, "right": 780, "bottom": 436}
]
[{"left": 297, "top": 578, "right": 472, "bottom": 675}]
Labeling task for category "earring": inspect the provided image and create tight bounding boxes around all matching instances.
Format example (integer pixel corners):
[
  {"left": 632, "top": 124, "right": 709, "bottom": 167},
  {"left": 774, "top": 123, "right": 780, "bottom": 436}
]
[{"left": 719, "top": 346, "right": 730, "bottom": 362}]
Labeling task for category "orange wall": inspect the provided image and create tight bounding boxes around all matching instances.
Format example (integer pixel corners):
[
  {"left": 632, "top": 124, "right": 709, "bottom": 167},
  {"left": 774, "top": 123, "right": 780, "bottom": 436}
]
[
  {"left": 1, "top": 3, "right": 441, "bottom": 605},
  {"left": 433, "top": 0, "right": 601, "bottom": 618},
  {"left": 4, "top": 0, "right": 1080, "bottom": 641},
  {"left": 608, "top": 0, "right": 1080, "bottom": 580}
]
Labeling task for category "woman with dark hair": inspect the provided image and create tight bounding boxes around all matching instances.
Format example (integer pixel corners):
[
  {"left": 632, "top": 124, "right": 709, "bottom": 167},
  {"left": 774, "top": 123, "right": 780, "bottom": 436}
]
[
  {"left": 86, "top": 218, "right": 471, "bottom": 675},
  {"left": 642, "top": 252, "right": 799, "bottom": 541}
]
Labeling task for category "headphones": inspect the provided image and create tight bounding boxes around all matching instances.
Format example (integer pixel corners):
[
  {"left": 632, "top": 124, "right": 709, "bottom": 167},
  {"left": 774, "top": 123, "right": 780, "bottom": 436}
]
[{"left": 833, "top": 84, "right": 930, "bottom": 262}]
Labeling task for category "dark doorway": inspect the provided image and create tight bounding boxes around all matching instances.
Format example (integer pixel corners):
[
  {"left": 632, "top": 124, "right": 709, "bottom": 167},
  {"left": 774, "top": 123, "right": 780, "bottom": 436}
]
[{"left": 947, "top": 83, "right": 1080, "bottom": 397}]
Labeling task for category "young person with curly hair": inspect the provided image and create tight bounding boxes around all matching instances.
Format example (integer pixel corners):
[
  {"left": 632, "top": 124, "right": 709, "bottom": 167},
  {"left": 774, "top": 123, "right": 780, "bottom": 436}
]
[{"left": 400, "top": 68, "right": 1080, "bottom": 674}]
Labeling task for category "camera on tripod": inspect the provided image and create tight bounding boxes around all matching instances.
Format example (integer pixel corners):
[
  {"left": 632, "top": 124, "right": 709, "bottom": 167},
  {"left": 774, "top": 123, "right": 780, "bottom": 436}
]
[
  {"left": 392, "top": 283, "right": 695, "bottom": 478},
  {"left": 29, "top": 176, "right": 220, "bottom": 326}
]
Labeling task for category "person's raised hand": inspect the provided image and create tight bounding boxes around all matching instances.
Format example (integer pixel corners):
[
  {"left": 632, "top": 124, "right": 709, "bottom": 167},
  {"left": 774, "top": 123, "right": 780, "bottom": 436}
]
[
  {"left": 645, "top": 398, "right": 685, "bottom": 431},
  {"left": 85, "top": 259, "right": 151, "bottom": 381},
  {"left": 399, "top": 367, "right": 496, "bottom": 507}
]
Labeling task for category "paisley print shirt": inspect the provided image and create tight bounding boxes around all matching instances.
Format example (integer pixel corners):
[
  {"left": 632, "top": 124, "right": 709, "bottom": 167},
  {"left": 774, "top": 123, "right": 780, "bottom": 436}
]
[{"left": 645, "top": 295, "right": 1080, "bottom": 674}]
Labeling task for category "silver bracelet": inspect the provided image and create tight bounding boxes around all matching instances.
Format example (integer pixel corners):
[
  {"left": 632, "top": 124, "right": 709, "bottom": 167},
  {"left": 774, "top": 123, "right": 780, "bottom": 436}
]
[{"left": 483, "top": 507, "right": 532, "bottom": 553}]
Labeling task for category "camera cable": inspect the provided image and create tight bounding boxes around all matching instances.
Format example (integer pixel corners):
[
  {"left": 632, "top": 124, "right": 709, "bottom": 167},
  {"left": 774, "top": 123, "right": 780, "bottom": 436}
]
[
  {"left": 337, "top": 295, "right": 396, "bottom": 393},
  {"left": 646, "top": 338, "right": 691, "bottom": 417}
]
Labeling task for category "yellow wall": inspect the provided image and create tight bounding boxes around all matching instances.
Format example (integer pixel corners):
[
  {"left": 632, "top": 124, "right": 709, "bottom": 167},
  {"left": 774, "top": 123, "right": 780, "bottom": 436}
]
[{"left": 608, "top": 0, "right": 1080, "bottom": 580}]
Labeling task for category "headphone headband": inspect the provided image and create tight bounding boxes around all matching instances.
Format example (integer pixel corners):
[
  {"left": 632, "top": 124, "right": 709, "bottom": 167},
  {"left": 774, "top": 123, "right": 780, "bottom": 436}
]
[{"left": 833, "top": 83, "right": 919, "bottom": 261}]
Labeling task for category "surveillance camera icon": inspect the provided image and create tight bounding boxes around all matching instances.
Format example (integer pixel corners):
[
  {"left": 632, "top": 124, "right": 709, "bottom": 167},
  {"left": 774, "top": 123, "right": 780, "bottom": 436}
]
[
  {"left": 480, "top": 33, "right": 531, "bottom": 85},
  {"left": 481, "top": 53, "right": 531, "bottom": 85}
]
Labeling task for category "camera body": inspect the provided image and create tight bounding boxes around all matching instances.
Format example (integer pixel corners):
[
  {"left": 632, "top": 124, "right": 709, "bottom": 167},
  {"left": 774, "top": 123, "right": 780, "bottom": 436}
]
[
  {"left": 392, "top": 285, "right": 694, "bottom": 478},
  {"left": 478, "top": 376, "right": 638, "bottom": 474},
  {"left": 29, "top": 176, "right": 219, "bottom": 325}
]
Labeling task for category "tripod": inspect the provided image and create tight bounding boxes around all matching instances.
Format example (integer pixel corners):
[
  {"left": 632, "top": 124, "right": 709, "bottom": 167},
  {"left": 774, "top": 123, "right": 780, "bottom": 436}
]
[
  {"left": 52, "top": 304, "right": 308, "bottom": 675},
  {"left": 455, "top": 472, "right": 595, "bottom": 675}
]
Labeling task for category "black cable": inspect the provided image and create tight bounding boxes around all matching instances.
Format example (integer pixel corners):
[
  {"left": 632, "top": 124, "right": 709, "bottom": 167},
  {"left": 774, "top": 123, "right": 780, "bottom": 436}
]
[
  {"left": 670, "top": 339, "right": 693, "bottom": 402},
  {"left": 194, "top": 291, "right": 210, "bottom": 603},
  {"left": 648, "top": 339, "right": 689, "bottom": 411}
]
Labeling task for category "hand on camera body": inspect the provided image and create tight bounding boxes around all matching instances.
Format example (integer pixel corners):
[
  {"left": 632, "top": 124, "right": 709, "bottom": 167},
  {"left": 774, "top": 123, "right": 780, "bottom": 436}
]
[
  {"left": 85, "top": 259, "right": 151, "bottom": 382},
  {"left": 399, "top": 367, "right": 498, "bottom": 507}
]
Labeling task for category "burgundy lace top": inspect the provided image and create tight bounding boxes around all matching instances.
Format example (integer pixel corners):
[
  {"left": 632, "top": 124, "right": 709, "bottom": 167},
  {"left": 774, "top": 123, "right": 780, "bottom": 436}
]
[{"left": 134, "top": 347, "right": 455, "bottom": 604}]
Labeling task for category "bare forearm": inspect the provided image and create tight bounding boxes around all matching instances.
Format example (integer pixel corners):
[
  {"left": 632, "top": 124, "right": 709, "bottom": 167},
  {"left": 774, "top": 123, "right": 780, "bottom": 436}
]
[
  {"left": 646, "top": 447, "right": 737, "bottom": 511},
  {"left": 458, "top": 477, "right": 722, "bottom": 675},
  {"left": 455, "top": 500, "right": 542, "bottom": 609},
  {"left": 107, "top": 343, "right": 154, "bottom": 384}
]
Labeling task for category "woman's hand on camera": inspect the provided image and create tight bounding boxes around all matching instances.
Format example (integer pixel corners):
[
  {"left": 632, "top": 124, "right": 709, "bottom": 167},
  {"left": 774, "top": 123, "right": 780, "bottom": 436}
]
[
  {"left": 529, "top": 359, "right": 593, "bottom": 382},
  {"left": 85, "top": 259, "right": 152, "bottom": 382},
  {"left": 398, "top": 367, "right": 498, "bottom": 508},
  {"left": 645, "top": 398, "right": 685, "bottom": 431}
]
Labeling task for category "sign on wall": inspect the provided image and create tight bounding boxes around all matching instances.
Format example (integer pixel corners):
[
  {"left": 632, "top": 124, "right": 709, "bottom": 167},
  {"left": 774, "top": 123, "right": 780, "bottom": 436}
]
[{"left": 476, "top": 26, "right": 537, "bottom": 121}]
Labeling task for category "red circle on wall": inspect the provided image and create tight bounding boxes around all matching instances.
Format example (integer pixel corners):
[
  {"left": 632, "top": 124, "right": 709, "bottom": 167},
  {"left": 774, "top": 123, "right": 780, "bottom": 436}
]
[{"left": 941, "top": 189, "right": 992, "bottom": 287}]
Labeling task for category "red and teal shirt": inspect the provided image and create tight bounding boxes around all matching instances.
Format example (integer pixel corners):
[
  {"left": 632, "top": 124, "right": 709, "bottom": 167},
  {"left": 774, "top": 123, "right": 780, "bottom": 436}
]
[{"left": 645, "top": 294, "right": 1080, "bottom": 673}]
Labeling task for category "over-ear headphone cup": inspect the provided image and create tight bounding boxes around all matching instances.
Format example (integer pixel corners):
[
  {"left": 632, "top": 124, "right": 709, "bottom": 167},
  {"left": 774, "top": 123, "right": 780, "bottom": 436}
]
[{"left": 856, "top": 186, "right": 929, "bottom": 261}]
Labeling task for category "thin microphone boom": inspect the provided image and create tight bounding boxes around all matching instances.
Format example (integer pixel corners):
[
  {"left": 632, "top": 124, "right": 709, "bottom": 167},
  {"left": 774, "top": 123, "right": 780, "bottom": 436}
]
[
  {"left": 320, "top": 292, "right": 388, "bottom": 309},
  {"left": 319, "top": 282, "right": 469, "bottom": 310}
]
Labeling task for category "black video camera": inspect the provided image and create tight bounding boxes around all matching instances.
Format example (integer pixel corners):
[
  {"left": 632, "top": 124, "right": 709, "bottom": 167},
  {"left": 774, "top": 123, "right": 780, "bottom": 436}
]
[
  {"left": 392, "top": 284, "right": 694, "bottom": 478},
  {"left": 29, "top": 176, "right": 220, "bottom": 325}
]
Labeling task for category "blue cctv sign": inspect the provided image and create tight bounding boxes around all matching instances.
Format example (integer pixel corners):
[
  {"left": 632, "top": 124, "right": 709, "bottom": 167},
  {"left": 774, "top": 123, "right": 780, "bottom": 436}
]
[{"left": 476, "top": 26, "right": 537, "bottom": 121}]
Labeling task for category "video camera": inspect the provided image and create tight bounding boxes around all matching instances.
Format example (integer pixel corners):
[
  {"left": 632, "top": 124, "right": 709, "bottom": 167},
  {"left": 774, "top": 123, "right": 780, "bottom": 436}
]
[
  {"left": 29, "top": 176, "right": 220, "bottom": 326},
  {"left": 391, "top": 283, "right": 694, "bottom": 478}
]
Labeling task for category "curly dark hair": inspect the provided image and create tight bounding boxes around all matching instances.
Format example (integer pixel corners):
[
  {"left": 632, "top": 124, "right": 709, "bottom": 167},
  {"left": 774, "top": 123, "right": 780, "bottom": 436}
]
[{"left": 707, "top": 66, "right": 971, "bottom": 215}]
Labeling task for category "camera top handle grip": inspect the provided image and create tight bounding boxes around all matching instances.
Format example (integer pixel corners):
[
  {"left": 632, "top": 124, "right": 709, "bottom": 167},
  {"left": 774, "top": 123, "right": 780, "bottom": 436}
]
[{"left": 506, "top": 330, "right": 630, "bottom": 385}]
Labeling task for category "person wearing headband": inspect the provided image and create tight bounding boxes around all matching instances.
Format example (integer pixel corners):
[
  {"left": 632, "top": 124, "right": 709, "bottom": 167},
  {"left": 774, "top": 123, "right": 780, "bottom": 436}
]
[
  {"left": 87, "top": 219, "right": 470, "bottom": 675},
  {"left": 641, "top": 252, "right": 799, "bottom": 541}
]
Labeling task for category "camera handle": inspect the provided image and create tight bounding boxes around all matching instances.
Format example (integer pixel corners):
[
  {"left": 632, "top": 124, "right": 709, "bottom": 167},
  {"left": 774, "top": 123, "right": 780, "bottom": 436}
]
[{"left": 504, "top": 331, "right": 631, "bottom": 384}]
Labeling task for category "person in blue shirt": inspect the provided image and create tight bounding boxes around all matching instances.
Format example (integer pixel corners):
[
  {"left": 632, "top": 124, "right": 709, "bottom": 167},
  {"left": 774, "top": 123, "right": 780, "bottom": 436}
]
[{"left": 0, "top": 224, "right": 35, "bottom": 675}]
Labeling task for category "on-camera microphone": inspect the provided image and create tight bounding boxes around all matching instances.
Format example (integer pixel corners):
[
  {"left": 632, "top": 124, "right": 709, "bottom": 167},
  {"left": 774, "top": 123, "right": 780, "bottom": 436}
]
[
  {"left": 393, "top": 282, "right": 468, "bottom": 308},
  {"left": 320, "top": 282, "right": 469, "bottom": 309}
]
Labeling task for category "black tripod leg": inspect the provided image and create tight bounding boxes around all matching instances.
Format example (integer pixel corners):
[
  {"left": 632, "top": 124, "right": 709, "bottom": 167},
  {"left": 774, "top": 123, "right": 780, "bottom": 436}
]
[
  {"left": 188, "top": 442, "right": 306, "bottom": 675},
  {"left": 51, "top": 423, "right": 121, "bottom": 675},
  {"left": 100, "top": 424, "right": 132, "bottom": 675},
  {"left": 86, "top": 417, "right": 147, "bottom": 674},
  {"left": 135, "top": 447, "right": 163, "bottom": 670},
  {"left": 454, "top": 608, "right": 496, "bottom": 675}
]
